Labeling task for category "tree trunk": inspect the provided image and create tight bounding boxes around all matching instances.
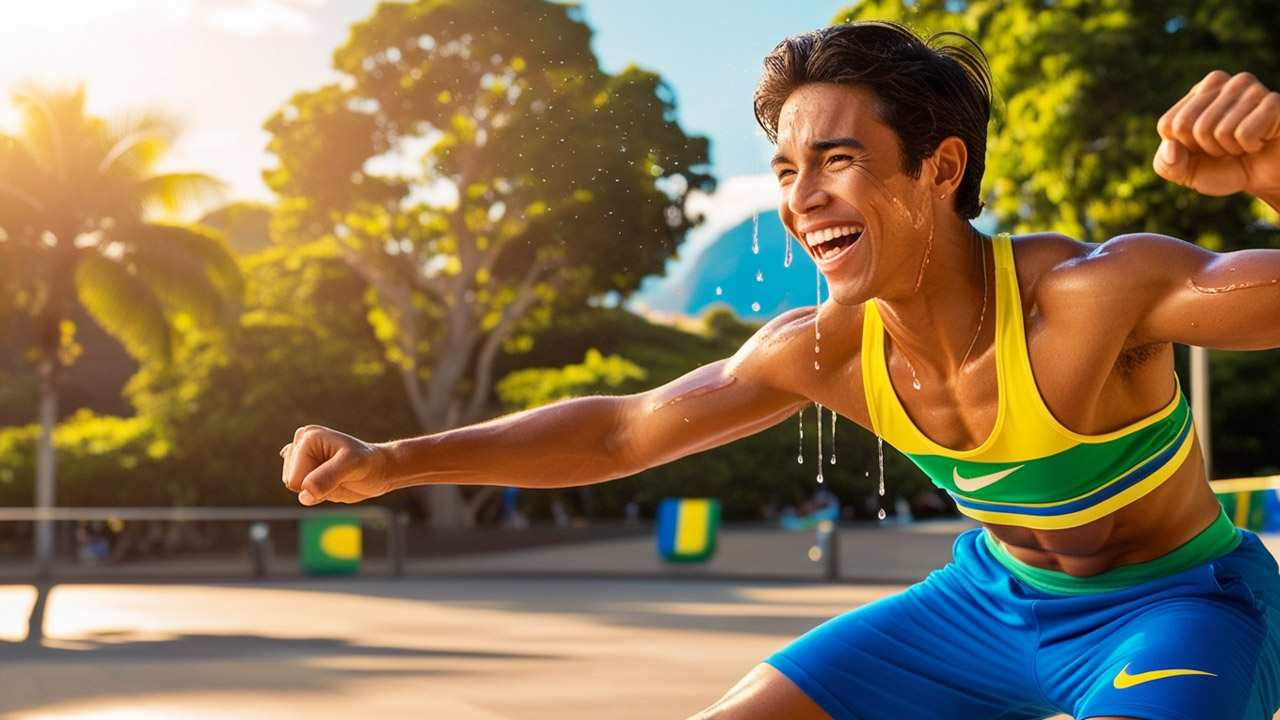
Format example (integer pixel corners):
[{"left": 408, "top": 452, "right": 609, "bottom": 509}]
[
  {"left": 423, "top": 484, "right": 472, "bottom": 529},
  {"left": 34, "top": 354, "right": 58, "bottom": 577},
  {"left": 33, "top": 244, "right": 75, "bottom": 576}
]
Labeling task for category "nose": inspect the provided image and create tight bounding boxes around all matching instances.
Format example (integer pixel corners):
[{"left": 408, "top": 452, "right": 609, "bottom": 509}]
[{"left": 785, "top": 171, "right": 828, "bottom": 217}]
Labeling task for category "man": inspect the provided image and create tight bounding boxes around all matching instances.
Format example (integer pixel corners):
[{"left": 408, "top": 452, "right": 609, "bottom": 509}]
[{"left": 281, "top": 20, "right": 1280, "bottom": 720}]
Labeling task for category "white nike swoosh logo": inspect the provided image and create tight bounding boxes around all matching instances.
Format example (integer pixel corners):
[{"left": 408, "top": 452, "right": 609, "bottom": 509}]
[{"left": 952, "top": 465, "right": 1024, "bottom": 492}]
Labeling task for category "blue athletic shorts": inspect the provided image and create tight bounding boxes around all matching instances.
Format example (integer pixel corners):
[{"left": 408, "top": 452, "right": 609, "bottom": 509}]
[{"left": 766, "top": 528, "right": 1280, "bottom": 720}]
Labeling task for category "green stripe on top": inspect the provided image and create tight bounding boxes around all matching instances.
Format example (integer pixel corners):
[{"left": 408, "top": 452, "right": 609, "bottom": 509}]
[
  {"left": 982, "top": 509, "right": 1241, "bottom": 595},
  {"left": 907, "top": 391, "right": 1191, "bottom": 506}
]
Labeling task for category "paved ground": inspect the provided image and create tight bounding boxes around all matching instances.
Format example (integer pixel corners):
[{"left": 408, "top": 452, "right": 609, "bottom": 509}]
[
  {"left": 0, "top": 577, "right": 906, "bottom": 720},
  {"left": 0, "top": 521, "right": 959, "bottom": 719},
  {"left": 1, "top": 522, "right": 1277, "bottom": 719}
]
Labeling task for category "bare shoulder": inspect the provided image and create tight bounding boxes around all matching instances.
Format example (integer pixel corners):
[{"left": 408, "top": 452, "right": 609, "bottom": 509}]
[
  {"left": 1008, "top": 232, "right": 1092, "bottom": 285},
  {"left": 1016, "top": 231, "right": 1204, "bottom": 299},
  {"left": 730, "top": 306, "right": 822, "bottom": 372},
  {"left": 728, "top": 303, "right": 864, "bottom": 391}
]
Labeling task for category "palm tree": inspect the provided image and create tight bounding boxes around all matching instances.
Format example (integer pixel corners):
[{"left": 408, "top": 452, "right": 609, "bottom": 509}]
[{"left": 0, "top": 85, "right": 243, "bottom": 574}]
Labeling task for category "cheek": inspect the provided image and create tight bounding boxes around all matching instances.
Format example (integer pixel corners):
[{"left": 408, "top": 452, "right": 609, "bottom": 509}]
[{"left": 854, "top": 170, "right": 927, "bottom": 226}]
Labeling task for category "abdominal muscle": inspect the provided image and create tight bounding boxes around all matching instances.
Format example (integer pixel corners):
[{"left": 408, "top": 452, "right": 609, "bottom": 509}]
[{"left": 984, "top": 443, "right": 1224, "bottom": 577}]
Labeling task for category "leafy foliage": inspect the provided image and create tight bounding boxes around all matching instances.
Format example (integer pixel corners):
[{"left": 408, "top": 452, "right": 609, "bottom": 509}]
[
  {"left": 262, "top": 0, "right": 714, "bottom": 526},
  {"left": 496, "top": 349, "right": 648, "bottom": 410},
  {"left": 0, "top": 85, "right": 242, "bottom": 371},
  {"left": 0, "top": 411, "right": 171, "bottom": 507},
  {"left": 837, "top": 0, "right": 1280, "bottom": 249},
  {"left": 124, "top": 242, "right": 419, "bottom": 508}
]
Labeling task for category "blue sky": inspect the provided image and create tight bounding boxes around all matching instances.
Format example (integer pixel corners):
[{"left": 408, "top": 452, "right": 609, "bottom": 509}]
[
  {"left": 0, "top": 0, "right": 850, "bottom": 205},
  {"left": 0, "top": 0, "right": 852, "bottom": 302},
  {"left": 576, "top": 1, "right": 850, "bottom": 178}
]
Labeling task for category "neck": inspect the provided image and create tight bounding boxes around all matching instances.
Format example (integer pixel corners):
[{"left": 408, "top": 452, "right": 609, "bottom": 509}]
[{"left": 876, "top": 224, "right": 992, "bottom": 381}]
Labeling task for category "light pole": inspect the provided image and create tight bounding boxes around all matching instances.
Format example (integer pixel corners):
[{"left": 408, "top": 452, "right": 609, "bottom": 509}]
[{"left": 1190, "top": 345, "right": 1212, "bottom": 478}]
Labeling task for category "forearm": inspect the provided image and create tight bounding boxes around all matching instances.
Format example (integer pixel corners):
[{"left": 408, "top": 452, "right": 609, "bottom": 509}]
[
  {"left": 285, "top": 342, "right": 808, "bottom": 505},
  {"left": 379, "top": 395, "right": 643, "bottom": 491}
]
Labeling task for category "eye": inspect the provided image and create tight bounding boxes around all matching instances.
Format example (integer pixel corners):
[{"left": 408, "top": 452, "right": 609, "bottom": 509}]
[
  {"left": 826, "top": 154, "right": 854, "bottom": 168},
  {"left": 774, "top": 167, "right": 796, "bottom": 184}
]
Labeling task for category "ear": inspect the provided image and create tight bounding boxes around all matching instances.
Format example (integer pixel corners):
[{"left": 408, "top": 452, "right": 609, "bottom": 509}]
[{"left": 927, "top": 136, "right": 968, "bottom": 196}]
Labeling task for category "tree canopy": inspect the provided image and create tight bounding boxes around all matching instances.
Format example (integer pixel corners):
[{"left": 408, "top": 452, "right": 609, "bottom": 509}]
[
  {"left": 262, "top": 0, "right": 714, "bottom": 526},
  {"left": 837, "top": 0, "right": 1280, "bottom": 248}
]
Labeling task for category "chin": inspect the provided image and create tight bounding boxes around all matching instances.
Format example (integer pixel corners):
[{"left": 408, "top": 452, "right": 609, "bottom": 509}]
[{"left": 824, "top": 283, "right": 873, "bottom": 307}]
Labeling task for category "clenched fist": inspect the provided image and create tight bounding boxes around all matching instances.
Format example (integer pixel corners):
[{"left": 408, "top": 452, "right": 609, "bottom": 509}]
[
  {"left": 1154, "top": 70, "right": 1280, "bottom": 200},
  {"left": 280, "top": 425, "right": 397, "bottom": 505}
]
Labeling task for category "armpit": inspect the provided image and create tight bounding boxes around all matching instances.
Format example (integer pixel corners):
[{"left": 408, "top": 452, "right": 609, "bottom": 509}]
[{"left": 1114, "top": 341, "right": 1168, "bottom": 376}]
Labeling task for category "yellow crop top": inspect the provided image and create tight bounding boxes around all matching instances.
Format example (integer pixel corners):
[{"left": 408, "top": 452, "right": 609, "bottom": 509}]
[{"left": 861, "top": 233, "right": 1197, "bottom": 530}]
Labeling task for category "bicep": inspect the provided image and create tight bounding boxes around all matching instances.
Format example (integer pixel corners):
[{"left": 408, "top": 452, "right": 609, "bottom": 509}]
[
  {"left": 613, "top": 358, "right": 808, "bottom": 473},
  {"left": 1130, "top": 238, "right": 1280, "bottom": 350}
]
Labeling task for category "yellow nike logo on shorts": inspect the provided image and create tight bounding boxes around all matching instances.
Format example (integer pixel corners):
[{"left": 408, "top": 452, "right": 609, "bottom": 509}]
[{"left": 1112, "top": 663, "right": 1217, "bottom": 689}]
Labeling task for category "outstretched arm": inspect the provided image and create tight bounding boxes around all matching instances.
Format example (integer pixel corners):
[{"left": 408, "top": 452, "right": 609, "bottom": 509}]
[{"left": 280, "top": 323, "right": 811, "bottom": 505}]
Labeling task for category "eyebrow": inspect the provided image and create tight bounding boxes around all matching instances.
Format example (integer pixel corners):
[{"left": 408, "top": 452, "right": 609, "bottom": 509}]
[{"left": 771, "top": 136, "right": 866, "bottom": 167}]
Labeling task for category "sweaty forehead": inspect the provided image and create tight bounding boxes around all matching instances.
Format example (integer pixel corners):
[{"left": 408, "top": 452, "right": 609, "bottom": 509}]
[{"left": 775, "top": 83, "right": 893, "bottom": 153}]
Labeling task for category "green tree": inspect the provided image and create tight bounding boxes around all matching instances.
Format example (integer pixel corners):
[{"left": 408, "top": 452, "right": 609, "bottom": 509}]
[
  {"left": 0, "top": 85, "right": 242, "bottom": 569},
  {"left": 263, "top": 0, "right": 713, "bottom": 527},
  {"left": 125, "top": 242, "right": 419, "bottom": 508},
  {"left": 496, "top": 348, "right": 648, "bottom": 410},
  {"left": 837, "top": 0, "right": 1280, "bottom": 247}
]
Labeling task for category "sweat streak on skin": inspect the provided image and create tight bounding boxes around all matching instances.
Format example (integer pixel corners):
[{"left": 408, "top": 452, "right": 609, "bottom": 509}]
[
  {"left": 649, "top": 372, "right": 739, "bottom": 412},
  {"left": 851, "top": 164, "right": 934, "bottom": 293}
]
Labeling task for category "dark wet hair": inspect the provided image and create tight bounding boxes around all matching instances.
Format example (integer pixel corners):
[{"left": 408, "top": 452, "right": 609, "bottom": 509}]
[{"left": 754, "top": 20, "right": 992, "bottom": 219}]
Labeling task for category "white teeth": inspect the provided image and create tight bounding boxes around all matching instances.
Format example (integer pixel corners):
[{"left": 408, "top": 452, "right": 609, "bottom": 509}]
[{"left": 803, "top": 225, "right": 861, "bottom": 248}]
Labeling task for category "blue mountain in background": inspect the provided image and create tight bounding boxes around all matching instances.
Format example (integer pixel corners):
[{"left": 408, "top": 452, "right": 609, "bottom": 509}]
[{"left": 632, "top": 211, "right": 827, "bottom": 321}]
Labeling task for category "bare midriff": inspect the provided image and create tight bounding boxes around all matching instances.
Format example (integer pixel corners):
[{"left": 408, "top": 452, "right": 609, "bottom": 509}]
[{"left": 986, "top": 443, "right": 1222, "bottom": 577}]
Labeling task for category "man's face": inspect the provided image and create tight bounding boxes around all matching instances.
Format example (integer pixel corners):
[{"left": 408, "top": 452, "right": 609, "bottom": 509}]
[{"left": 771, "top": 82, "right": 932, "bottom": 305}]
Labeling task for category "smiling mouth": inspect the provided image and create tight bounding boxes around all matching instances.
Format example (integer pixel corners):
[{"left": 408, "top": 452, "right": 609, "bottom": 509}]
[{"left": 804, "top": 225, "right": 863, "bottom": 261}]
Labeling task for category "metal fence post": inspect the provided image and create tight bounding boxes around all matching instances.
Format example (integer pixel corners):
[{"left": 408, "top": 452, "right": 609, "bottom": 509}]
[
  {"left": 390, "top": 512, "right": 409, "bottom": 577},
  {"left": 249, "top": 522, "right": 271, "bottom": 579}
]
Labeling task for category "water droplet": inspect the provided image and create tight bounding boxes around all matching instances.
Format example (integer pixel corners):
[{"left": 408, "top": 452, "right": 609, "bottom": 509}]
[
  {"left": 751, "top": 302, "right": 761, "bottom": 312},
  {"left": 785, "top": 233, "right": 794, "bottom": 268},
  {"left": 814, "top": 361, "right": 821, "bottom": 370},
  {"left": 715, "top": 286, "right": 723, "bottom": 296},
  {"left": 797, "top": 409, "right": 805, "bottom": 464},
  {"left": 815, "top": 403, "right": 824, "bottom": 482},
  {"left": 830, "top": 414, "right": 837, "bottom": 465},
  {"left": 756, "top": 269, "right": 764, "bottom": 282},
  {"left": 878, "top": 508, "right": 887, "bottom": 520},
  {"left": 752, "top": 213, "right": 760, "bottom": 255},
  {"left": 877, "top": 436, "right": 886, "bottom": 500}
]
